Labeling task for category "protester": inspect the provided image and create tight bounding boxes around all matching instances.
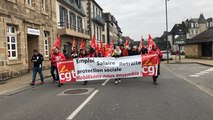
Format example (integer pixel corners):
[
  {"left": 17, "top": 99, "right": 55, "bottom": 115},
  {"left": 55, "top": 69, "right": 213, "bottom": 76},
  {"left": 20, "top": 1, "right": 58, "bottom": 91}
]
[
  {"left": 120, "top": 44, "right": 129, "bottom": 56},
  {"left": 112, "top": 46, "right": 122, "bottom": 85},
  {"left": 129, "top": 46, "right": 140, "bottom": 56},
  {"left": 70, "top": 49, "right": 78, "bottom": 60},
  {"left": 30, "top": 50, "right": 44, "bottom": 86},
  {"left": 140, "top": 45, "right": 148, "bottom": 55},
  {"left": 149, "top": 44, "right": 162, "bottom": 85},
  {"left": 63, "top": 49, "right": 69, "bottom": 60},
  {"left": 79, "top": 48, "right": 89, "bottom": 85},
  {"left": 89, "top": 47, "right": 97, "bottom": 57},
  {"left": 50, "top": 46, "right": 66, "bottom": 87}
]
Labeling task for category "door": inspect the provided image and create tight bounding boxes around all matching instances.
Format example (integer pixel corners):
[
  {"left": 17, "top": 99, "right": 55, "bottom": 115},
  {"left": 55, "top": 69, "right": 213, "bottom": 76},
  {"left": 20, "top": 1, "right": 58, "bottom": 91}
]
[
  {"left": 202, "top": 42, "right": 212, "bottom": 57},
  {"left": 27, "top": 35, "right": 38, "bottom": 72}
]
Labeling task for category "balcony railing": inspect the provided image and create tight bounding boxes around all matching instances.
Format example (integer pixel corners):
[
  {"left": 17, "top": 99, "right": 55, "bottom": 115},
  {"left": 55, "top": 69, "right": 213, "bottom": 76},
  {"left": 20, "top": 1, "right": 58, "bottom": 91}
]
[
  {"left": 91, "top": 12, "right": 105, "bottom": 26},
  {"left": 57, "top": 22, "right": 90, "bottom": 35}
]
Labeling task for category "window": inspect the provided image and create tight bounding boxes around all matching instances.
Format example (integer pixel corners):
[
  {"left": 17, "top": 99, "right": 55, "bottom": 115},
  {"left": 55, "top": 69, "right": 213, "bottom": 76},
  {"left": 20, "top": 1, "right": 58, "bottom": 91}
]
[
  {"left": 41, "top": 0, "right": 46, "bottom": 12},
  {"left": 75, "top": 0, "right": 81, "bottom": 8},
  {"left": 97, "top": 26, "right": 99, "bottom": 40},
  {"left": 210, "top": 22, "right": 213, "bottom": 27},
  {"left": 44, "top": 32, "right": 49, "bottom": 57},
  {"left": 73, "top": 14, "right": 76, "bottom": 28},
  {"left": 191, "top": 23, "right": 194, "bottom": 28},
  {"left": 59, "top": 5, "right": 66, "bottom": 26},
  {"left": 7, "top": 26, "right": 18, "bottom": 60},
  {"left": 26, "top": 0, "right": 32, "bottom": 6},
  {"left": 196, "top": 30, "right": 199, "bottom": 34},
  {"left": 195, "top": 23, "right": 199, "bottom": 27},
  {"left": 77, "top": 16, "right": 83, "bottom": 32}
]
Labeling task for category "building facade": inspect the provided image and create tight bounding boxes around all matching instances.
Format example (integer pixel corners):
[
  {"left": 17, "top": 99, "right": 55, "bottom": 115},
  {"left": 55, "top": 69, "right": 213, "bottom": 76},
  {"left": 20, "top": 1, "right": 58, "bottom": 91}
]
[
  {"left": 168, "top": 14, "right": 213, "bottom": 55},
  {"left": 81, "top": 0, "right": 105, "bottom": 44},
  {"left": 103, "top": 12, "right": 122, "bottom": 45},
  {"left": 0, "top": 0, "right": 57, "bottom": 81},
  {"left": 56, "top": 0, "right": 90, "bottom": 57},
  {"left": 185, "top": 28, "right": 213, "bottom": 59},
  {"left": 184, "top": 14, "right": 210, "bottom": 39},
  {"left": 184, "top": 14, "right": 213, "bottom": 59}
]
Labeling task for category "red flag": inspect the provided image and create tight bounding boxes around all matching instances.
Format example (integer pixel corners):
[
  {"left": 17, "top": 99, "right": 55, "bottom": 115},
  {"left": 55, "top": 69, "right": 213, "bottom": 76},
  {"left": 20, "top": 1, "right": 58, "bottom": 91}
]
[
  {"left": 104, "top": 43, "right": 112, "bottom": 57},
  {"left": 72, "top": 37, "right": 76, "bottom": 50},
  {"left": 52, "top": 35, "right": 60, "bottom": 49},
  {"left": 90, "top": 35, "right": 96, "bottom": 49},
  {"left": 139, "top": 36, "right": 143, "bottom": 49},
  {"left": 148, "top": 34, "right": 156, "bottom": 53},
  {"left": 105, "top": 43, "right": 110, "bottom": 49},
  {"left": 110, "top": 40, "right": 115, "bottom": 50},
  {"left": 95, "top": 42, "right": 100, "bottom": 53},
  {"left": 100, "top": 40, "right": 105, "bottom": 56},
  {"left": 100, "top": 40, "right": 103, "bottom": 49},
  {"left": 80, "top": 38, "right": 85, "bottom": 49},
  {"left": 125, "top": 36, "right": 129, "bottom": 47}
]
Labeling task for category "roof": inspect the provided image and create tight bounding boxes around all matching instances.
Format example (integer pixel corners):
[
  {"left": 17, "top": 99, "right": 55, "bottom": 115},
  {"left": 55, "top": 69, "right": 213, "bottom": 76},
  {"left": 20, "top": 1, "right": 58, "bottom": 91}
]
[
  {"left": 187, "top": 27, "right": 213, "bottom": 44},
  {"left": 169, "top": 23, "right": 188, "bottom": 35},
  {"left": 198, "top": 14, "right": 206, "bottom": 23}
]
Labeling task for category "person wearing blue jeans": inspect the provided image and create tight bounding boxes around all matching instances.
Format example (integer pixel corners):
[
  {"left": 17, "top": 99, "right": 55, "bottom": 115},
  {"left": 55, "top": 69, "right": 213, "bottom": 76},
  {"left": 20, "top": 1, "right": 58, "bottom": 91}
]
[
  {"left": 30, "top": 50, "right": 44, "bottom": 86},
  {"left": 50, "top": 65, "right": 59, "bottom": 82}
]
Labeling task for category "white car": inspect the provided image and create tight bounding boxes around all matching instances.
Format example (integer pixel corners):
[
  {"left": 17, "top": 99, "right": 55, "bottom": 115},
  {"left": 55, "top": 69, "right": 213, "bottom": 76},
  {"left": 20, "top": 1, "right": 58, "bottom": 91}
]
[{"left": 161, "top": 50, "right": 173, "bottom": 60}]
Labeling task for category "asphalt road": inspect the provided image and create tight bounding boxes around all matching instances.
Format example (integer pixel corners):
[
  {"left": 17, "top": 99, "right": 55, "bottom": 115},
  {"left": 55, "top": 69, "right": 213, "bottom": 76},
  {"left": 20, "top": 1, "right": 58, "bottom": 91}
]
[{"left": 0, "top": 63, "right": 213, "bottom": 120}]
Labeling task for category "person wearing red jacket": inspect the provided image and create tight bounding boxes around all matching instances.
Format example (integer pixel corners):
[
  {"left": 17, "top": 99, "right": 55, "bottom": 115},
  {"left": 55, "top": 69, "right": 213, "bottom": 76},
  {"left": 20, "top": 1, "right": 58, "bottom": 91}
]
[
  {"left": 149, "top": 44, "right": 162, "bottom": 85},
  {"left": 50, "top": 46, "right": 66, "bottom": 87},
  {"left": 120, "top": 44, "right": 129, "bottom": 56}
]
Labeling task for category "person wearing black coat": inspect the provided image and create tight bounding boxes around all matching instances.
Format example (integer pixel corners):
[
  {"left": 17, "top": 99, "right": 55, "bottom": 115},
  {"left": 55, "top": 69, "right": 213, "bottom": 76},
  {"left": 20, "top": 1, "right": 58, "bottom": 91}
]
[
  {"left": 30, "top": 50, "right": 44, "bottom": 86},
  {"left": 112, "top": 46, "right": 122, "bottom": 85}
]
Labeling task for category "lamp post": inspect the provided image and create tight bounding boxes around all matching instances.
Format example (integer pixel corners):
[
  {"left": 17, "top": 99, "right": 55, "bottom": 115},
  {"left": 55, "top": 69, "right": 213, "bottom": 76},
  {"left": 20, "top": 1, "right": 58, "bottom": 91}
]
[{"left": 165, "top": 0, "right": 169, "bottom": 63}]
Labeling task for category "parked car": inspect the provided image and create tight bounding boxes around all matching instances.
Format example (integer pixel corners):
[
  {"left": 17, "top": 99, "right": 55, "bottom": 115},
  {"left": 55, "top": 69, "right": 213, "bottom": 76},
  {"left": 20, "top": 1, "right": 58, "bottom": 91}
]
[{"left": 161, "top": 50, "right": 173, "bottom": 60}]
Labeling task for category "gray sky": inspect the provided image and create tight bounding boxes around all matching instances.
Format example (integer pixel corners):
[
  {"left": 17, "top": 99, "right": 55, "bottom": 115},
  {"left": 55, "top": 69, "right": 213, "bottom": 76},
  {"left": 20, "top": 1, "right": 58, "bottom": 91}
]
[{"left": 96, "top": 0, "right": 213, "bottom": 41}]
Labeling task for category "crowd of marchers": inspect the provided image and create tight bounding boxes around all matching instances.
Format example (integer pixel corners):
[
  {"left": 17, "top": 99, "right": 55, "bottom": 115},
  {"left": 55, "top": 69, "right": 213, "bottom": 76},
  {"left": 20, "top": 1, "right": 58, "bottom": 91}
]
[{"left": 30, "top": 43, "right": 162, "bottom": 87}]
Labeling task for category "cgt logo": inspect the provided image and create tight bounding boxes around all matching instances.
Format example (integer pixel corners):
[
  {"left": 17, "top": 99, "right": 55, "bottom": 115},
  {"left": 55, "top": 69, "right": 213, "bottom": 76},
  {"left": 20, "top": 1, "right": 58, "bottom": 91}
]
[
  {"left": 141, "top": 65, "right": 157, "bottom": 76},
  {"left": 59, "top": 70, "right": 76, "bottom": 82},
  {"left": 58, "top": 63, "right": 76, "bottom": 83},
  {"left": 141, "top": 64, "right": 158, "bottom": 76}
]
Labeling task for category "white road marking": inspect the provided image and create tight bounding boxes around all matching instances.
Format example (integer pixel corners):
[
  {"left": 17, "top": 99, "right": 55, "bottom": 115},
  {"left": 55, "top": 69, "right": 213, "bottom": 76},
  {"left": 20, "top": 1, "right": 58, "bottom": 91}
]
[
  {"left": 101, "top": 79, "right": 110, "bottom": 86},
  {"left": 66, "top": 90, "right": 99, "bottom": 120},
  {"left": 190, "top": 75, "right": 200, "bottom": 77},
  {"left": 162, "top": 65, "right": 213, "bottom": 97},
  {"left": 204, "top": 68, "right": 213, "bottom": 72},
  {"left": 195, "top": 73, "right": 206, "bottom": 75},
  {"left": 200, "top": 71, "right": 209, "bottom": 74}
]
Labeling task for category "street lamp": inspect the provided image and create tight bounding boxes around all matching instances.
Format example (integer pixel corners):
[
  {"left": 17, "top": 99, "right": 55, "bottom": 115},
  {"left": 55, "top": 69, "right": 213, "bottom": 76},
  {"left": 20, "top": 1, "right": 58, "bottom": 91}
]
[{"left": 165, "top": 0, "right": 169, "bottom": 63}]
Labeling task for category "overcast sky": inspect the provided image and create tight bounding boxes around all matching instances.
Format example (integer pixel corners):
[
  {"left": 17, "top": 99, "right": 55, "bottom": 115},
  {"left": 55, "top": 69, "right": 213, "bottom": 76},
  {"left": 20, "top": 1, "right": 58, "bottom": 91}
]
[{"left": 96, "top": 0, "right": 213, "bottom": 41}]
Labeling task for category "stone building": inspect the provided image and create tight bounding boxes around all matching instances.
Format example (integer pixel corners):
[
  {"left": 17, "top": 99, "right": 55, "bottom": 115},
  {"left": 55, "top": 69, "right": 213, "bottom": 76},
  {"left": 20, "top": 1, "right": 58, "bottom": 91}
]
[
  {"left": 81, "top": 0, "right": 105, "bottom": 44},
  {"left": 185, "top": 28, "right": 213, "bottom": 59},
  {"left": 0, "top": 0, "right": 57, "bottom": 81},
  {"left": 56, "top": 0, "right": 90, "bottom": 57},
  {"left": 103, "top": 12, "right": 122, "bottom": 45}
]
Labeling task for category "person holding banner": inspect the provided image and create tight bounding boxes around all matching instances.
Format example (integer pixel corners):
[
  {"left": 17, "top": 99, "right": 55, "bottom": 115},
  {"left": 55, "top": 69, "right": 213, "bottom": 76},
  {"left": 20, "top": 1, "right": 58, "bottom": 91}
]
[
  {"left": 140, "top": 45, "right": 148, "bottom": 55},
  {"left": 112, "top": 46, "right": 122, "bottom": 85},
  {"left": 120, "top": 44, "right": 129, "bottom": 56},
  {"left": 149, "top": 44, "right": 162, "bottom": 85},
  {"left": 70, "top": 49, "right": 78, "bottom": 60},
  {"left": 79, "top": 48, "right": 90, "bottom": 85},
  {"left": 50, "top": 46, "right": 66, "bottom": 87}
]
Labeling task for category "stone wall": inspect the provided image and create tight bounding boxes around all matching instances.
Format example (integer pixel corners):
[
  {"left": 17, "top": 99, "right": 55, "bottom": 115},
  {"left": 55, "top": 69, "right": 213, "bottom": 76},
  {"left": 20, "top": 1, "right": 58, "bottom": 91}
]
[
  {"left": 185, "top": 44, "right": 200, "bottom": 58},
  {"left": 0, "top": 0, "right": 57, "bottom": 81}
]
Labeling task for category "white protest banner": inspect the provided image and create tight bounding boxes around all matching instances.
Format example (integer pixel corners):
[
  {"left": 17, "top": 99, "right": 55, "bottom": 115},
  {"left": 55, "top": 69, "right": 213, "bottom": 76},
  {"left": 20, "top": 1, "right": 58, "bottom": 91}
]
[{"left": 58, "top": 54, "right": 159, "bottom": 83}]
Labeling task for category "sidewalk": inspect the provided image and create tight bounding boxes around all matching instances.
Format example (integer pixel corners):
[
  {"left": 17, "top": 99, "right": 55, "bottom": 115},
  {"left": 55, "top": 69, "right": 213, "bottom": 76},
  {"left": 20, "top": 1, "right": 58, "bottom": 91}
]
[
  {"left": 0, "top": 69, "right": 51, "bottom": 94},
  {"left": 163, "top": 55, "right": 213, "bottom": 67}
]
